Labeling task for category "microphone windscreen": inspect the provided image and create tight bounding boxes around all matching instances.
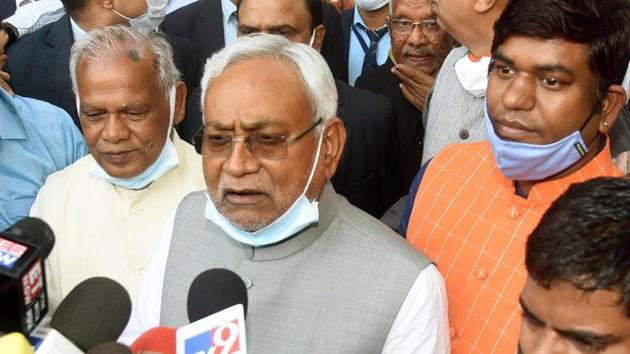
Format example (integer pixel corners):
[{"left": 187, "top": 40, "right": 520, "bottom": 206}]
[
  {"left": 130, "top": 326, "right": 176, "bottom": 354},
  {"left": 86, "top": 342, "right": 132, "bottom": 354},
  {"left": 4, "top": 217, "right": 55, "bottom": 258},
  {"left": 187, "top": 268, "right": 248, "bottom": 323},
  {"left": 51, "top": 277, "right": 132, "bottom": 351}
]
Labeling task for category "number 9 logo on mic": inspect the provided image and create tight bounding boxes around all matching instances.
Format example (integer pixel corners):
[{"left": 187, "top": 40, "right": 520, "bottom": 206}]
[{"left": 176, "top": 304, "right": 247, "bottom": 354}]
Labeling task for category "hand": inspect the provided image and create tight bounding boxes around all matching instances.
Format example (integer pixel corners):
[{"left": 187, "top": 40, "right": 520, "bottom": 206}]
[
  {"left": 0, "top": 54, "right": 13, "bottom": 95},
  {"left": 392, "top": 63, "right": 435, "bottom": 111},
  {"left": 613, "top": 151, "right": 630, "bottom": 175},
  {"left": 0, "top": 30, "right": 7, "bottom": 55}
]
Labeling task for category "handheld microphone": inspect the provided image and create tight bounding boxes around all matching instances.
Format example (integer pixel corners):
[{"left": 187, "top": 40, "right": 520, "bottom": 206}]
[
  {"left": 187, "top": 268, "right": 248, "bottom": 323},
  {"left": 36, "top": 277, "right": 132, "bottom": 354},
  {"left": 86, "top": 341, "right": 132, "bottom": 354},
  {"left": 0, "top": 332, "right": 35, "bottom": 354},
  {"left": 0, "top": 217, "right": 55, "bottom": 334},
  {"left": 177, "top": 269, "right": 248, "bottom": 354},
  {"left": 130, "top": 326, "right": 176, "bottom": 354}
]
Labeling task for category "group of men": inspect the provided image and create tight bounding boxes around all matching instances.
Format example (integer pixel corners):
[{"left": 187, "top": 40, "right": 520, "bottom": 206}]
[{"left": 0, "top": 0, "right": 629, "bottom": 353}]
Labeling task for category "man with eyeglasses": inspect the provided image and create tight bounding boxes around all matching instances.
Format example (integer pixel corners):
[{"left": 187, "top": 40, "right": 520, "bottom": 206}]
[
  {"left": 123, "top": 34, "right": 449, "bottom": 353},
  {"left": 356, "top": 0, "right": 452, "bottom": 194}
]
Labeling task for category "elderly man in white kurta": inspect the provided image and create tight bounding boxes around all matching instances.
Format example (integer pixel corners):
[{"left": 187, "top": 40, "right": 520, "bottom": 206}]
[{"left": 30, "top": 26, "right": 205, "bottom": 310}]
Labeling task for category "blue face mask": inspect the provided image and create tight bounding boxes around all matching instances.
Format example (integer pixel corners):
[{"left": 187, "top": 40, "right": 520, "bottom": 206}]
[
  {"left": 90, "top": 87, "right": 179, "bottom": 190},
  {"left": 485, "top": 101, "right": 591, "bottom": 181},
  {"left": 204, "top": 126, "right": 325, "bottom": 247}
]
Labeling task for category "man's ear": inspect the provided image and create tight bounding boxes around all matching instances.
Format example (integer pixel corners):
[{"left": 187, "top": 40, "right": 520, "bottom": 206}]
[
  {"left": 173, "top": 81, "right": 187, "bottom": 126},
  {"left": 96, "top": 0, "right": 114, "bottom": 10},
  {"left": 312, "top": 24, "right": 326, "bottom": 52},
  {"left": 598, "top": 84, "right": 626, "bottom": 134},
  {"left": 473, "top": 0, "right": 500, "bottom": 14},
  {"left": 322, "top": 117, "right": 346, "bottom": 180}
]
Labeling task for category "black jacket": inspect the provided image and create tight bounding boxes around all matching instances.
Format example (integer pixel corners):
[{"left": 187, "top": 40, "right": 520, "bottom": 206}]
[{"left": 355, "top": 58, "right": 424, "bottom": 190}]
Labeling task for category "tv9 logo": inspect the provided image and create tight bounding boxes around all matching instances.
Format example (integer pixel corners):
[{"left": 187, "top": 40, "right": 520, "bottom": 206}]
[
  {"left": 177, "top": 304, "right": 247, "bottom": 354},
  {"left": 184, "top": 319, "right": 241, "bottom": 354}
]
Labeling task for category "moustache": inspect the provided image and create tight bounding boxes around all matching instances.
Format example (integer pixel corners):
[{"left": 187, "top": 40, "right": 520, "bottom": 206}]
[{"left": 402, "top": 46, "right": 435, "bottom": 58}]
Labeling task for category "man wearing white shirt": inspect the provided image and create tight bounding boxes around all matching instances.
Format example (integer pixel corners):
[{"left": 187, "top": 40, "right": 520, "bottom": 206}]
[
  {"left": 30, "top": 26, "right": 205, "bottom": 311},
  {"left": 123, "top": 34, "right": 449, "bottom": 353}
]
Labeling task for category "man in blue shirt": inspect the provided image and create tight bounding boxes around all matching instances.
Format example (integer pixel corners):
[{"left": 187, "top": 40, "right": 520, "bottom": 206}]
[
  {"left": 341, "top": 0, "right": 391, "bottom": 85},
  {"left": 0, "top": 84, "right": 86, "bottom": 230}
]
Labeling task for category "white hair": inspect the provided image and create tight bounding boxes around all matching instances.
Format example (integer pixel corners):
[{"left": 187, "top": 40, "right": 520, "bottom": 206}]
[
  {"left": 70, "top": 25, "right": 180, "bottom": 96},
  {"left": 200, "top": 34, "right": 338, "bottom": 133}
]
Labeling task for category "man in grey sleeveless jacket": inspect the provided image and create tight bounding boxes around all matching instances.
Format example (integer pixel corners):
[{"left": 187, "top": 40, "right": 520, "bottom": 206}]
[{"left": 122, "top": 34, "right": 449, "bottom": 353}]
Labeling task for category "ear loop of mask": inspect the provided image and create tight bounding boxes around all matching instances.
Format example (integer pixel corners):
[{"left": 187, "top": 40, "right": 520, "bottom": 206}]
[
  {"left": 301, "top": 121, "right": 325, "bottom": 198},
  {"left": 308, "top": 29, "right": 316, "bottom": 47}
]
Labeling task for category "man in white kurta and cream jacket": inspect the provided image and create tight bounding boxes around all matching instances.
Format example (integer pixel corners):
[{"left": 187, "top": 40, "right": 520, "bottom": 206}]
[{"left": 30, "top": 26, "right": 205, "bottom": 310}]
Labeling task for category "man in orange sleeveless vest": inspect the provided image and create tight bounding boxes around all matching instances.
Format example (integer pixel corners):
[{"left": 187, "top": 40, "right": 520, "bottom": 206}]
[{"left": 402, "top": 0, "right": 630, "bottom": 352}]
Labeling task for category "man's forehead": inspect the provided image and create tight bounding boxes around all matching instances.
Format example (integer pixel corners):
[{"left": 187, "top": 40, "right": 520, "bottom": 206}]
[{"left": 392, "top": 0, "right": 434, "bottom": 19}]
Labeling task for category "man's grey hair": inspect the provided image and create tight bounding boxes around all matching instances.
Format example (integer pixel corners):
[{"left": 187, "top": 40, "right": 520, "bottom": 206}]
[
  {"left": 200, "top": 34, "right": 338, "bottom": 133},
  {"left": 70, "top": 25, "right": 180, "bottom": 96}
]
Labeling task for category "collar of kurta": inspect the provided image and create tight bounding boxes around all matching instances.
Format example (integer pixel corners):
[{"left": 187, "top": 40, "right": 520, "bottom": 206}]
[{"left": 237, "top": 183, "right": 341, "bottom": 262}]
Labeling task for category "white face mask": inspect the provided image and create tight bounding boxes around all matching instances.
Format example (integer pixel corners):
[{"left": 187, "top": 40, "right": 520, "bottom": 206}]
[
  {"left": 204, "top": 124, "right": 326, "bottom": 247},
  {"left": 112, "top": 0, "right": 168, "bottom": 30},
  {"left": 454, "top": 53, "right": 492, "bottom": 98},
  {"left": 89, "top": 86, "right": 180, "bottom": 190},
  {"left": 354, "top": 0, "right": 389, "bottom": 11}
]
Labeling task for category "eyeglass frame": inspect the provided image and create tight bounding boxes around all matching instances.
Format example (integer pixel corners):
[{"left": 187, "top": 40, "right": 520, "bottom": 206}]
[
  {"left": 195, "top": 118, "right": 324, "bottom": 160},
  {"left": 386, "top": 17, "right": 442, "bottom": 37}
]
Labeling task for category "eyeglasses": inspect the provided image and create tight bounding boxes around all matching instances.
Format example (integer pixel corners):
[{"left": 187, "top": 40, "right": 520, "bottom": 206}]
[
  {"left": 195, "top": 118, "right": 323, "bottom": 160},
  {"left": 387, "top": 17, "right": 442, "bottom": 37}
]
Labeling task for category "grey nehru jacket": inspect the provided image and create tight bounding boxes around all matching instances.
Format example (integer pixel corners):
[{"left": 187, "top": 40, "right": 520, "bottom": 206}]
[
  {"left": 160, "top": 184, "right": 433, "bottom": 353},
  {"left": 422, "top": 46, "right": 487, "bottom": 164}
]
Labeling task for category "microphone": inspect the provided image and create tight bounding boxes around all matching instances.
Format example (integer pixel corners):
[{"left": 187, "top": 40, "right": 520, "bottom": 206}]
[
  {"left": 187, "top": 268, "right": 248, "bottom": 322},
  {"left": 0, "top": 217, "right": 55, "bottom": 334},
  {"left": 176, "top": 269, "right": 248, "bottom": 354},
  {"left": 0, "top": 332, "right": 35, "bottom": 354},
  {"left": 86, "top": 342, "right": 132, "bottom": 354},
  {"left": 130, "top": 326, "right": 176, "bottom": 354},
  {"left": 36, "top": 277, "right": 132, "bottom": 353}
]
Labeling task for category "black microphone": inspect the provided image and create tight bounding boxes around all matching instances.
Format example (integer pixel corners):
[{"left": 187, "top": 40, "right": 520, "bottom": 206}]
[
  {"left": 37, "top": 277, "right": 132, "bottom": 353},
  {"left": 177, "top": 269, "right": 249, "bottom": 353},
  {"left": 0, "top": 217, "right": 55, "bottom": 334},
  {"left": 187, "top": 268, "right": 249, "bottom": 323}
]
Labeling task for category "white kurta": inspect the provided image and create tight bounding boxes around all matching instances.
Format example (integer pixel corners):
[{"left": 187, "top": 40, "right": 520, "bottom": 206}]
[{"left": 30, "top": 134, "right": 206, "bottom": 311}]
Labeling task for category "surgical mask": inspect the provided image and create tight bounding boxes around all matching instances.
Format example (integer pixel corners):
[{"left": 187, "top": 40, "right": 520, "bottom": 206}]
[
  {"left": 354, "top": 0, "right": 389, "bottom": 11},
  {"left": 112, "top": 0, "right": 168, "bottom": 30},
  {"left": 484, "top": 101, "right": 592, "bottom": 181},
  {"left": 454, "top": 52, "right": 492, "bottom": 98},
  {"left": 90, "top": 87, "right": 180, "bottom": 190},
  {"left": 204, "top": 126, "right": 325, "bottom": 247}
]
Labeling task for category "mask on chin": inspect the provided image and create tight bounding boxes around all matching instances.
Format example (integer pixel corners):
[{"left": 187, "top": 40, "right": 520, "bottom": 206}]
[
  {"left": 354, "top": 0, "right": 389, "bottom": 11},
  {"left": 112, "top": 0, "right": 168, "bottom": 30},
  {"left": 204, "top": 123, "right": 326, "bottom": 247},
  {"left": 89, "top": 86, "right": 180, "bottom": 190},
  {"left": 484, "top": 100, "right": 593, "bottom": 181}
]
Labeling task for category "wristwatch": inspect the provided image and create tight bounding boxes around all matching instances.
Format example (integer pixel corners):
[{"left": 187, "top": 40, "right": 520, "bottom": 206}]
[{"left": 0, "top": 21, "right": 18, "bottom": 44}]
